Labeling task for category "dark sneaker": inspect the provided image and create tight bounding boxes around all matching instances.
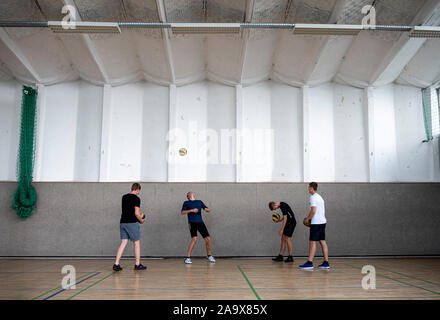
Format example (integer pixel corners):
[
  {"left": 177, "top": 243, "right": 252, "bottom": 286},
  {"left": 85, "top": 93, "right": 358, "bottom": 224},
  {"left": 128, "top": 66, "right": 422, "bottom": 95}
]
[
  {"left": 134, "top": 264, "right": 147, "bottom": 270},
  {"left": 112, "top": 264, "right": 122, "bottom": 272},
  {"left": 299, "top": 261, "right": 314, "bottom": 270},
  {"left": 272, "top": 255, "right": 283, "bottom": 262},
  {"left": 318, "top": 261, "right": 330, "bottom": 269},
  {"left": 285, "top": 256, "right": 294, "bottom": 263}
]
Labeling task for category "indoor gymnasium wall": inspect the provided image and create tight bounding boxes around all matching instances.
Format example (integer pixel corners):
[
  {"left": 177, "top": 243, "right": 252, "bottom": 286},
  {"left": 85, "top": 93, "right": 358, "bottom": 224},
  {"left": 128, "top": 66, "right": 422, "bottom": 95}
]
[
  {"left": 393, "top": 85, "right": 436, "bottom": 181},
  {"left": 0, "top": 79, "right": 439, "bottom": 183},
  {"left": 333, "top": 84, "right": 369, "bottom": 182},
  {"left": 0, "top": 81, "right": 21, "bottom": 181},
  {"left": 0, "top": 181, "right": 439, "bottom": 257}
]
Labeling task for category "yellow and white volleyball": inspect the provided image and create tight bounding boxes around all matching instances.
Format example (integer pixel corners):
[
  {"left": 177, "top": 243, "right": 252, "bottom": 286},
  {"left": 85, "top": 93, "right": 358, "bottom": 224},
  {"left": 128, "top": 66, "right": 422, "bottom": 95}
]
[{"left": 179, "top": 148, "right": 187, "bottom": 156}]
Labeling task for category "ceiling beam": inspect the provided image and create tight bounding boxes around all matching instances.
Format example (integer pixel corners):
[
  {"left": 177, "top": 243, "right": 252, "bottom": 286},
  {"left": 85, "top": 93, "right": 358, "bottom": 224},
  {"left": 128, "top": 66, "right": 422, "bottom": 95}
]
[
  {"left": 0, "top": 28, "right": 42, "bottom": 83},
  {"left": 61, "top": 0, "right": 110, "bottom": 83},
  {"left": 237, "top": 0, "right": 255, "bottom": 83},
  {"left": 370, "top": 0, "right": 440, "bottom": 86},
  {"left": 432, "top": 73, "right": 440, "bottom": 87},
  {"left": 156, "top": 0, "right": 176, "bottom": 84},
  {"left": 303, "top": 0, "right": 348, "bottom": 85}
]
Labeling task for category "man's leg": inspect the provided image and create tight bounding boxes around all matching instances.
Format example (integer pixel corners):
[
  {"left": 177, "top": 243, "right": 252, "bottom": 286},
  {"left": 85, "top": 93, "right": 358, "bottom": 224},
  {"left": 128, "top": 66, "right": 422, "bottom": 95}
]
[
  {"left": 187, "top": 237, "right": 198, "bottom": 257},
  {"left": 204, "top": 236, "right": 212, "bottom": 256},
  {"left": 286, "top": 236, "right": 293, "bottom": 256},
  {"left": 279, "top": 236, "right": 286, "bottom": 256},
  {"left": 319, "top": 240, "right": 329, "bottom": 261},
  {"left": 308, "top": 240, "right": 317, "bottom": 262},
  {"left": 133, "top": 240, "right": 141, "bottom": 266},
  {"left": 115, "top": 239, "right": 129, "bottom": 265}
]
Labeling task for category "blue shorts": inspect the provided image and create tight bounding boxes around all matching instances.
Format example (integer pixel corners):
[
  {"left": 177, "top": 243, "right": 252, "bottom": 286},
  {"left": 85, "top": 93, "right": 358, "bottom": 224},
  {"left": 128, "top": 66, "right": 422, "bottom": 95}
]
[
  {"left": 309, "top": 223, "right": 326, "bottom": 241},
  {"left": 120, "top": 223, "right": 141, "bottom": 241}
]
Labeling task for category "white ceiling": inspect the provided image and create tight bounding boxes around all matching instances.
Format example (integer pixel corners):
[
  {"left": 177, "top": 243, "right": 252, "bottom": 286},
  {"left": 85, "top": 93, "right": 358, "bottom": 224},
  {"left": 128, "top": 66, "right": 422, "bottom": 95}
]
[{"left": 0, "top": 0, "right": 439, "bottom": 88}]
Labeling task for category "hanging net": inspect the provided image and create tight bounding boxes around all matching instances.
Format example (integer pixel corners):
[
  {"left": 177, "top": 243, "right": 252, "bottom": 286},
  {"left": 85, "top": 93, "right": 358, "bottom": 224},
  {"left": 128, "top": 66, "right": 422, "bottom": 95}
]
[{"left": 12, "top": 86, "right": 38, "bottom": 220}]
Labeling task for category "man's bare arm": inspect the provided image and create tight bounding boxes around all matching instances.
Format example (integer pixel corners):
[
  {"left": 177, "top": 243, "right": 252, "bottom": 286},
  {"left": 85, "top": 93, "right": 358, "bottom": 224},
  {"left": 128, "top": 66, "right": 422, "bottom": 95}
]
[
  {"left": 181, "top": 208, "right": 198, "bottom": 215},
  {"left": 134, "top": 206, "right": 143, "bottom": 223},
  {"left": 306, "top": 206, "right": 316, "bottom": 221}
]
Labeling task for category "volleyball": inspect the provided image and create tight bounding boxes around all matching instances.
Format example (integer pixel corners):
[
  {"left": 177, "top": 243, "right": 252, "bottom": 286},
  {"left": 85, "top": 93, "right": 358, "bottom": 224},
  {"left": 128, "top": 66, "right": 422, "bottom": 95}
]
[
  {"left": 179, "top": 148, "right": 187, "bottom": 156},
  {"left": 272, "top": 213, "right": 281, "bottom": 223}
]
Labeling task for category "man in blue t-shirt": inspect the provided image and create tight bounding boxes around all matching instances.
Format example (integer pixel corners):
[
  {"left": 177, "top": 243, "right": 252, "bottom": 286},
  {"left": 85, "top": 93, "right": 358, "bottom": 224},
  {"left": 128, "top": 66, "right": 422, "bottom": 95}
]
[{"left": 181, "top": 192, "right": 215, "bottom": 264}]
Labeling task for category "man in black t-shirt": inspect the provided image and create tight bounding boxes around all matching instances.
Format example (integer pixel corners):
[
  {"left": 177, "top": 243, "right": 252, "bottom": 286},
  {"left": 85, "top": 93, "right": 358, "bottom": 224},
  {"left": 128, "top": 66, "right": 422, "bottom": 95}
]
[
  {"left": 268, "top": 201, "right": 297, "bottom": 263},
  {"left": 113, "top": 183, "right": 146, "bottom": 271}
]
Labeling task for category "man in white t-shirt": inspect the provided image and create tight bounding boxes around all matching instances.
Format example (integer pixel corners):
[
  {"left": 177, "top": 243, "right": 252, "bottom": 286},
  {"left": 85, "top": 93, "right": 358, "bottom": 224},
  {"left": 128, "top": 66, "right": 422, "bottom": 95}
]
[{"left": 299, "top": 182, "right": 330, "bottom": 270}]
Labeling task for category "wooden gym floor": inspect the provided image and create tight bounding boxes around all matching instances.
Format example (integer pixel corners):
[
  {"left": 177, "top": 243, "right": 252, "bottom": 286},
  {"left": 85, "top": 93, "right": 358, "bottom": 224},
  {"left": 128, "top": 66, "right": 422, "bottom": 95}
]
[{"left": 0, "top": 258, "right": 439, "bottom": 300}]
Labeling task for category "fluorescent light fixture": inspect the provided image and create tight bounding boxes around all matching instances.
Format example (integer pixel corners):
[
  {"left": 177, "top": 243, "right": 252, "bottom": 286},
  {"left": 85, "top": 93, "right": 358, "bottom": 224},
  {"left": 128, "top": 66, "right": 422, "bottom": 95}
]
[
  {"left": 293, "top": 24, "right": 363, "bottom": 36},
  {"left": 171, "top": 23, "right": 240, "bottom": 35},
  {"left": 48, "top": 21, "right": 121, "bottom": 34},
  {"left": 409, "top": 26, "right": 440, "bottom": 38}
]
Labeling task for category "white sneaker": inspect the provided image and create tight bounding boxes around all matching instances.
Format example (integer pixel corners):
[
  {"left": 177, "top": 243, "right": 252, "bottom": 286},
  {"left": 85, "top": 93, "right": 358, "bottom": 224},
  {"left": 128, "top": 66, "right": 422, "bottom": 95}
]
[
  {"left": 184, "top": 257, "right": 192, "bottom": 264},
  {"left": 207, "top": 255, "right": 216, "bottom": 263}
]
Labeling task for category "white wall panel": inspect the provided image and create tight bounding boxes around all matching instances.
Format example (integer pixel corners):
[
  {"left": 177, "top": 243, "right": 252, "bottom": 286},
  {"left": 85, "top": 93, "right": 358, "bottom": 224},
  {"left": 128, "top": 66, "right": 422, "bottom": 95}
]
[
  {"left": 308, "top": 83, "right": 335, "bottom": 181},
  {"left": 171, "top": 82, "right": 209, "bottom": 181},
  {"left": 394, "top": 85, "right": 434, "bottom": 181},
  {"left": 270, "top": 82, "right": 302, "bottom": 182},
  {"left": 0, "top": 81, "right": 21, "bottom": 181},
  {"left": 40, "top": 82, "right": 79, "bottom": 181},
  {"left": 242, "top": 82, "right": 273, "bottom": 182},
  {"left": 107, "top": 82, "right": 143, "bottom": 181},
  {"left": 141, "top": 83, "right": 169, "bottom": 182},
  {"left": 206, "top": 82, "right": 236, "bottom": 182},
  {"left": 1, "top": 79, "right": 438, "bottom": 183},
  {"left": 370, "top": 84, "right": 399, "bottom": 182},
  {"left": 334, "top": 84, "right": 369, "bottom": 181},
  {"left": 74, "top": 82, "right": 103, "bottom": 181}
]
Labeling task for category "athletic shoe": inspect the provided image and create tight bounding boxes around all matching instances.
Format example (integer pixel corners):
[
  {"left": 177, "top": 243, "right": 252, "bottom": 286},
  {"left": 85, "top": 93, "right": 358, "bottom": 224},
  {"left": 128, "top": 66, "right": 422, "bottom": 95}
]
[
  {"left": 272, "top": 255, "right": 283, "bottom": 262},
  {"left": 134, "top": 264, "right": 147, "bottom": 270},
  {"left": 299, "top": 261, "right": 314, "bottom": 269},
  {"left": 284, "top": 256, "right": 294, "bottom": 263},
  {"left": 112, "top": 264, "right": 123, "bottom": 272},
  {"left": 184, "top": 257, "right": 192, "bottom": 264},
  {"left": 318, "top": 261, "right": 330, "bottom": 269},
  {"left": 207, "top": 255, "right": 216, "bottom": 263}
]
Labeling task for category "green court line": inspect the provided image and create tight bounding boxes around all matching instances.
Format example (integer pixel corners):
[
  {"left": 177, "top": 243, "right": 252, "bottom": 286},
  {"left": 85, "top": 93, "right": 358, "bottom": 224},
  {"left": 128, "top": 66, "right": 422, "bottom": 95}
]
[
  {"left": 31, "top": 270, "right": 96, "bottom": 300},
  {"left": 237, "top": 265, "right": 261, "bottom": 300},
  {"left": 66, "top": 265, "right": 126, "bottom": 300},
  {"left": 374, "top": 265, "right": 440, "bottom": 287},
  {"left": 31, "top": 263, "right": 111, "bottom": 300},
  {"left": 346, "top": 264, "right": 440, "bottom": 296}
]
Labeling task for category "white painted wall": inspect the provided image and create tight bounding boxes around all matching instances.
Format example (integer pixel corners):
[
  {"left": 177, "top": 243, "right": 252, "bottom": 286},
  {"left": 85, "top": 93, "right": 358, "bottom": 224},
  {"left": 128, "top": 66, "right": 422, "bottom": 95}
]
[
  {"left": 0, "top": 81, "right": 21, "bottom": 181},
  {"left": 37, "top": 81, "right": 103, "bottom": 181},
  {"left": 333, "top": 84, "right": 369, "bottom": 181},
  {"left": 308, "top": 83, "right": 335, "bottom": 181},
  {"left": 206, "top": 82, "right": 236, "bottom": 182},
  {"left": 107, "top": 83, "right": 144, "bottom": 181},
  {"left": 74, "top": 82, "right": 103, "bottom": 181},
  {"left": 370, "top": 84, "right": 399, "bottom": 182},
  {"left": 140, "top": 83, "right": 169, "bottom": 182},
  {"left": 170, "top": 82, "right": 209, "bottom": 182},
  {"left": 242, "top": 82, "right": 274, "bottom": 182},
  {"left": 270, "top": 82, "right": 302, "bottom": 182},
  {"left": 393, "top": 85, "right": 434, "bottom": 181},
  {"left": 1, "top": 79, "right": 438, "bottom": 182},
  {"left": 40, "top": 82, "right": 80, "bottom": 181}
]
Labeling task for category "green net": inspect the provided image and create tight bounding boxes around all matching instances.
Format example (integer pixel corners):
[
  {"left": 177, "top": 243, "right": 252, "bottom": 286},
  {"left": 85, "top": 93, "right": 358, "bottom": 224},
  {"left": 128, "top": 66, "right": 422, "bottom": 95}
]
[
  {"left": 12, "top": 86, "right": 38, "bottom": 220},
  {"left": 422, "top": 87, "right": 433, "bottom": 142}
]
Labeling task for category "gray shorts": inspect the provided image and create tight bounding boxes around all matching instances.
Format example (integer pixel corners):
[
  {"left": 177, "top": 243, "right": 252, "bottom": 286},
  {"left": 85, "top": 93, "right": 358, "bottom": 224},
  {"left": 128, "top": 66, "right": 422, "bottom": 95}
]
[{"left": 120, "top": 223, "right": 141, "bottom": 241}]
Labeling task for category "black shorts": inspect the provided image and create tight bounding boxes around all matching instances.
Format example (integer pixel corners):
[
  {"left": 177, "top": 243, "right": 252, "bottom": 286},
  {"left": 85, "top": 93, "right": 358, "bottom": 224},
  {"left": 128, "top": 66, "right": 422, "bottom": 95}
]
[
  {"left": 189, "top": 222, "right": 210, "bottom": 238},
  {"left": 310, "top": 223, "right": 326, "bottom": 241},
  {"left": 283, "top": 222, "right": 296, "bottom": 238}
]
